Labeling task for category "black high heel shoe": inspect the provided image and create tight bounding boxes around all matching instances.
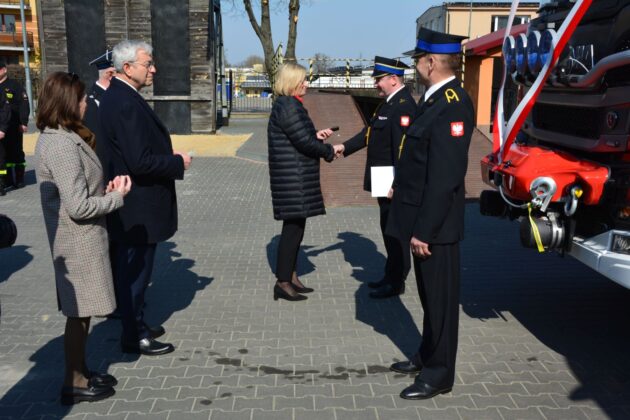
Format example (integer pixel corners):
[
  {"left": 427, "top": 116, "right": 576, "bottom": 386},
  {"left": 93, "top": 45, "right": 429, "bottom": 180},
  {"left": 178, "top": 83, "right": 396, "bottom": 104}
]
[
  {"left": 273, "top": 285, "right": 307, "bottom": 301},
  {"left": 291, "top": 283, "right": 314, "bottom": 293}
]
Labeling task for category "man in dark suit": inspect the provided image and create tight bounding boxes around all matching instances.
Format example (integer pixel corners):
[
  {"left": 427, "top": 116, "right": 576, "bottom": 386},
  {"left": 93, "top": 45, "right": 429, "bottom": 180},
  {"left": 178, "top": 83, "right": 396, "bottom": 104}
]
[
  {"left": 386, "top": 28, "right": 474, "bottom": 399},
  {"left": 336, "top": 56, "right": 415, "bottom": 299},
  {"left": 83, "top": 50, "right": 115, "bottom": 136},
  {"left": 98, "top": 40, "right": 192, "bottom": 356}
]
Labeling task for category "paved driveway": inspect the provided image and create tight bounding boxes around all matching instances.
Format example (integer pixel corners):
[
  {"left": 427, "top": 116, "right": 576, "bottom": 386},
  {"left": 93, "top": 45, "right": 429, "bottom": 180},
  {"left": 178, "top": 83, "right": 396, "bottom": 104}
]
[{"left": 1, "top": 141, "right": 629, "bottom": 419}]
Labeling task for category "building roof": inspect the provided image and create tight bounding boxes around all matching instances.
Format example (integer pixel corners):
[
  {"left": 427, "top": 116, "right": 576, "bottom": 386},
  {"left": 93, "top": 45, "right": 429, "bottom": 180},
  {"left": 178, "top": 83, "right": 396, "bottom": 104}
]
[{"left": 465, "top": 23, "right": 528, "bottom": 56}]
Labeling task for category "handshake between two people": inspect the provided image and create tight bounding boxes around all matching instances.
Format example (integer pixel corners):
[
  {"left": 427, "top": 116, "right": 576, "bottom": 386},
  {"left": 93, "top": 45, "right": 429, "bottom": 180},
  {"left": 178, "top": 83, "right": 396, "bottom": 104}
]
[{"left": 316, "top": 127, "right": 345, "bottom": 160}]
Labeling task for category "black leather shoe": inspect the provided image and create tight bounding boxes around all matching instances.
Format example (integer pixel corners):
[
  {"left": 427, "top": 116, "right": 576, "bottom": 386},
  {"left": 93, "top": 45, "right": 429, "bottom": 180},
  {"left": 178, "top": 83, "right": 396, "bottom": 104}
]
[
  {"left": 88, "top": 371, "right": 118, "bottom": 387},
  {"left": 145, "top": 323, "right": 165, "bottom": 339},
  {"left": 273, "top": 285, "right": 307, "bottom": 301},
  {"left": 60, "top": 384, "right": 115, "bottom": 405},
  {"left": 390, "top": 360, "right": 422, "bottom": 374},
  {"left": 367, "top": 278, "right": 387, "bottom": 289},
  {"left": 121, "top": 338, "right": 175, "bottom": 356},
  {"left": 400, "top": 380, "right": 452, "bottom": 400},
  {"left": 369, "top": 284, "right": 404, "bottom": 299}
]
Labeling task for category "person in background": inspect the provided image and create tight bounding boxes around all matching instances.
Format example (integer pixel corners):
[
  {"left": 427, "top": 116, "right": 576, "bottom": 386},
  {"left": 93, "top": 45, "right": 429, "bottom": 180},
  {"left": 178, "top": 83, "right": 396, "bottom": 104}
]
[
  {"left": 0, "top": 59, "right": 30, "bottom": 189},
  {"left": 83, "top": 50, "right": 115, "bottom": 136},
  {"left": 0, "top": 84, "right": 12, "bottom": 195},
  {"left": 35, "top": 72, "right": 131, "bottom": 405},
  {"left": 267, "top": 62, "right": 343, "bottom": 302}
]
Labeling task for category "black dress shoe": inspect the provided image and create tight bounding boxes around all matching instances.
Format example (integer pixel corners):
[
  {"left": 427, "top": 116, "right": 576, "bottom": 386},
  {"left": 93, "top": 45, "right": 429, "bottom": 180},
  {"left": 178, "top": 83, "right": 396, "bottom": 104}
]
[
  {"left": 60, "top": 384, "right": 115, "bottom": 405},
  {"left": 390, "top": 360, "right": 422, "bottom": 374},
  {"left": 121, "top": 338, "right": 175, "bottom": 356},
  {"left": 369, "top": 283, "right": 404, "bottom": 299},
  {"left": 88, "top": 371, "right": 118, "bottom": 387},
  {"left": 273, "top": 285, "right": 307, "bottom": 301},
  {"left": 400, "top": 380, "right": 452, "bottom": 400},
  {"left": 367, "top": 278, "right": 387, "bottom": 289},
  {"left": 144, "top": 323, "right": 165, "bottom": 339}
]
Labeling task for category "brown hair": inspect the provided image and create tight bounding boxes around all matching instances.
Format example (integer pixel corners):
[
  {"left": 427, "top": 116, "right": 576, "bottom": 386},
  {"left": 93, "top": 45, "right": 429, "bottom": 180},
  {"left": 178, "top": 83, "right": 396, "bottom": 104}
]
[{"left": 36, "top": 72, "right": 95, "bottom": 149}]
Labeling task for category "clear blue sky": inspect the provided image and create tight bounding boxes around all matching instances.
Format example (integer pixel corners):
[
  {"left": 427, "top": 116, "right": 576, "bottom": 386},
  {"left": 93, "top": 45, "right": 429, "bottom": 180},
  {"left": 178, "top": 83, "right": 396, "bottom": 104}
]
[{"left": 221, "top": 0, "right": 512, "bottom": 65}]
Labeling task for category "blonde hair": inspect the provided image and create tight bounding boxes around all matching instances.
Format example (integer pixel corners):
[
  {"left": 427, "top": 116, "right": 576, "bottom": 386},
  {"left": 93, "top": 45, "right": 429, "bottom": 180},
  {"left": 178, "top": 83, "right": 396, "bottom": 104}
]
[{"left": 273, "top": 63, "right": 306, "bottom": 96}]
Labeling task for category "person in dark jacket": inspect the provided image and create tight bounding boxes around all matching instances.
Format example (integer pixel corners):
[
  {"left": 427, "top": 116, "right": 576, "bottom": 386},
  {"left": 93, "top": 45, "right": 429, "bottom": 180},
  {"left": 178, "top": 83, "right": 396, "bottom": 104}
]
[
  {"left": 267, "top": 62, "right": 343, "bottom": 301},
  {"left": 83, "top": 50, "right": 115, "bottom": 136},
  {"left": 0, "top": 59, "right": 30, "bottom": 189},
  {"left": 335, "top": 56, "right": 415, "bottom": 299},
  {"left": 386, "top": 29, "right": 473, "bottom": 400},
  {"left": 97, "top": 40, "right": 191, "bottom": 356},
  {"left": 0, "top": 86, "right": 11, "bottom": 195}
]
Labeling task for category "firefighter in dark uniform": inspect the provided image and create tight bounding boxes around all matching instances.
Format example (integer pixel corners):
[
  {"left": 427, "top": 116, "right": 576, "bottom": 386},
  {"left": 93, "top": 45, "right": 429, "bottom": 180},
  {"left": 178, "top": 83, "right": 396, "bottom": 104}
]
[
  {"left": 0, "top": 81, "right": 12, "bottom": 195},
  {"left": 0, "top": 59, "right": 30, "bottom": 189},
  {"left": 83, "top": 50, "right": 115, "bottom": 137},
  {"left": 386, "top": 28, "right": 474, "bottom": 399},
  {"left": 339, "top": 56, "right": 415, "bottom": 299}
]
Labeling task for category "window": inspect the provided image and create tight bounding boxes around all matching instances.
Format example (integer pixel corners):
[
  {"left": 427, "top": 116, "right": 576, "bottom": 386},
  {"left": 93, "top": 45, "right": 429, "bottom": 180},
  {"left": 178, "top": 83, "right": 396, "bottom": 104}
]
[
  {"left": 491, "top": 15, "right": 530, "bottom": 32},
  {"left": 1, "top": 15, "right": 16, "bottom": 33}
]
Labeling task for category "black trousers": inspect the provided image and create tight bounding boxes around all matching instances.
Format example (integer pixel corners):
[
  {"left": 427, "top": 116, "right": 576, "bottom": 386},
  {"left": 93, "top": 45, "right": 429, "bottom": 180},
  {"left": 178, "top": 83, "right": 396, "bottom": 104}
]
[
  {"left": 411, "top": 242, "right": 460, "bottom": 389},
  {"left": 0, "top": 138, "right": 6, "bottom": 183},
  {"left": 276, "top": 218, "right": 306, "bottom": 282},
  {"left": 111, "top": 241, "right": 157, "bottom": 343},
  {"left": 378, "top": 197, "right": 410, "bottom": 286}
]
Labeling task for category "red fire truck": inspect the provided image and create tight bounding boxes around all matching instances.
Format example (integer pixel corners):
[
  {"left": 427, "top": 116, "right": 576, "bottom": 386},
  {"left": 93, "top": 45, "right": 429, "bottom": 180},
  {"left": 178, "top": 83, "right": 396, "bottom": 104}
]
[{"left": 480, "top": 0, "right": 630, "bottom": 287}]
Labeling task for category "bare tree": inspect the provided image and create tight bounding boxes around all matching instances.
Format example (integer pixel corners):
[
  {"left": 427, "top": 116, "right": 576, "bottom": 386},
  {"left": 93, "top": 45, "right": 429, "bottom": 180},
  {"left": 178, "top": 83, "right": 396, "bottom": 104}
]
[
  {"left": 311, "top": 52, "right": 331, "bottom": 74},
  {"left": 241, "top": 54, "right": 265, "bottom": 68},
  {"left": 233, "top": 0, "right": 300, "bottom": 84}
]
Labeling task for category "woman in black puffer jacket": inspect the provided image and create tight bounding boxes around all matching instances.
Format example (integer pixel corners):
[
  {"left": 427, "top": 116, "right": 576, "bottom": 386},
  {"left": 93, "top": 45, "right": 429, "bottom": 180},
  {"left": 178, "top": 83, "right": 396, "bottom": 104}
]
[{"left": 268, "top": 63, "right": 343, "bottom": 301}]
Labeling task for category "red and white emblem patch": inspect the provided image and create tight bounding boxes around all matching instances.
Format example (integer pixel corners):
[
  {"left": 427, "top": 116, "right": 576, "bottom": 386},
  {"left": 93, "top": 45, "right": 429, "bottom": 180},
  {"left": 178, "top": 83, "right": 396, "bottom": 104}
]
[
  {"left": 450, "top": 121, "right": 464, "bottom": 137},
  {"left": 400, "top": 116, "right": 410, "bottom": 127}
]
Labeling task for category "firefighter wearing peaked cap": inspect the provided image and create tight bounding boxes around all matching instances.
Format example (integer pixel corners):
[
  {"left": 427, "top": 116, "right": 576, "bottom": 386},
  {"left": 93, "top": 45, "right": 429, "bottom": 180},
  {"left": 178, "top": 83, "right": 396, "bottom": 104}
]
[
  {"left": 385, "top": 28, "right": 475, "bottom": 400},
  {"left": 0, "top": 59, "right": 30, "bottom": 190},
  {"left": 338, "top": 56, "right": 415, "bottom": 299},
  {"left": 83, "top": 50, "right": 115, "bottom": 142}
]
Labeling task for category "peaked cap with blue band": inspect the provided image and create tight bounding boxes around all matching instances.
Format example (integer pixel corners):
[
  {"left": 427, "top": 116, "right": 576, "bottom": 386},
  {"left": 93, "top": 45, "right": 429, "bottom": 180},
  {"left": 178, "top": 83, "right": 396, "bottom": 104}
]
[
  {"left": 403, "top": 28, "right": 467, "bottom": 57},
  {"left": 371, "top": 56, "right": 409, "bottom": 78},
  {"left": 89, "top": 50, "right": 114, "bottom": 70}
]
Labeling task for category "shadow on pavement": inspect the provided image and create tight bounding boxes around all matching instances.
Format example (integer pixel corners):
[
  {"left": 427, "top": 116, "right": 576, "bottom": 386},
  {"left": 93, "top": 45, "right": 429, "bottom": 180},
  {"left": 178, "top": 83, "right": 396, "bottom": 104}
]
[
  {"left": 0, "top": 241, "right": 211, "bottom": 417},
  {"left": 317, "top": 231, "right": 422, "bottom": 360},
  {"left": 461, "top": 203, "right": 630, "bottom": 419},
  {"left": 0, "top": 245, "right": 32, "bottom": 285},
  {"left": 265, "top": 234, "right": 316, "bottom": 281}
]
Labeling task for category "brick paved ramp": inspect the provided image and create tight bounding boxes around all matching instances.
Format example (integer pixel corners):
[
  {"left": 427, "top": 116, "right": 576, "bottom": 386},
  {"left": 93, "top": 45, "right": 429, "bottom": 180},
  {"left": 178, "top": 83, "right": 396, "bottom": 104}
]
[
  {"left": 1, "top": 154, "right": 629, "bottom": 419},
  {"left": 303, "top": 91, "right": 373, "bottom": 207}
]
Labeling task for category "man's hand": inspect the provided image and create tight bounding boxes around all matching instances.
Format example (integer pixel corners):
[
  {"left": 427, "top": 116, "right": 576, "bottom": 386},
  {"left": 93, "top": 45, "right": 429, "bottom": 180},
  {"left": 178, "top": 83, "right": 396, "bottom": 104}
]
[
  {"left": 174, "top": 151, "right": 192, "bottom": 170},
  {"left": 410, "top": 236, "right": 431, "bottom": 258},
  {"left": 20, "top": 125, "right": 27, "bottom": 133},
  {"left": 333, "top": 144, "right": 345, "bottom": 159},
  {"left": 387, "top": 188, "right": 394, "bottom": 199},
  {"left": 0, "top": 131, "right": 4, "bottom": 140}
]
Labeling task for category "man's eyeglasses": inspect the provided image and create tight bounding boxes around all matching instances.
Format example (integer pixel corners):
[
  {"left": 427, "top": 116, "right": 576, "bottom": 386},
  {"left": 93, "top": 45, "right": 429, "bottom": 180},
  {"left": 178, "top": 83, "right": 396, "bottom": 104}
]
[{"left": 129, "top": 61, "right": 155, "bottom": 70}]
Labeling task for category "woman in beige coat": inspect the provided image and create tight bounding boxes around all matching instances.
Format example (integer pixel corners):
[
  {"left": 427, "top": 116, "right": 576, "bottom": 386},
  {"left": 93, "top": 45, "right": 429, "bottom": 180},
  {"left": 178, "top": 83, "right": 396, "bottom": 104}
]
[{"left": 35, "top": 72, "right": 131, "bottom": 405}]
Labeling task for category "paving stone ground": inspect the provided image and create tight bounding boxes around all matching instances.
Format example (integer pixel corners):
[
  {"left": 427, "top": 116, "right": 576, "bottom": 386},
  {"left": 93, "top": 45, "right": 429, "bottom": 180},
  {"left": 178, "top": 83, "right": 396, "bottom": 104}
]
[{"left": 1, "top": 117, "right": 630, "bottom": 420}]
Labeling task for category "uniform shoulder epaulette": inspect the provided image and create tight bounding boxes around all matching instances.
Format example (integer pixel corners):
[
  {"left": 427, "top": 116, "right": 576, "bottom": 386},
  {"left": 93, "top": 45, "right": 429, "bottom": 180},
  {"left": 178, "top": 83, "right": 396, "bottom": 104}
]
[{"left": 444, "top": 88, "right": 460, "bottom": 104}]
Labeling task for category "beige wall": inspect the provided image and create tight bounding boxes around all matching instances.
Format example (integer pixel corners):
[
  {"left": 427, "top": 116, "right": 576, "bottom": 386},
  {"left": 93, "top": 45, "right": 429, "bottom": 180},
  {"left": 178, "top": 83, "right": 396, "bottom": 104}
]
[{"left": 446, "top": 6, "right": 538, "bottom": 39}]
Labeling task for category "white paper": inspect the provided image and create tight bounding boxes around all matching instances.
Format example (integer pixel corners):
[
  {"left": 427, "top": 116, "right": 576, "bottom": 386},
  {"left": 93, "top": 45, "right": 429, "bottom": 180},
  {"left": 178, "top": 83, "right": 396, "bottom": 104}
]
[{"left": 371, "top": 166, "right": 394, "bottom": 197}]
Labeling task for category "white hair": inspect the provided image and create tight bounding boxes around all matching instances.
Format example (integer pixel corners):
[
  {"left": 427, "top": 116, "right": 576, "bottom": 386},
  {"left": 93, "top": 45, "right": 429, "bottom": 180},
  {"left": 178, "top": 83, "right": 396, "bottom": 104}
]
[{"left": 112, "top": 40, "right": 153, "bottom": 72}]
